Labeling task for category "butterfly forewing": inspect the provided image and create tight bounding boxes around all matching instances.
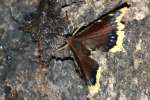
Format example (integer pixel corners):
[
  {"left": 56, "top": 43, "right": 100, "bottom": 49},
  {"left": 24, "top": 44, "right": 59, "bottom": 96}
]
[
  {"left": 68, "top": 38, "right": 98, "bottom": 81},
  {"left": 74, "top": 4, "right": 129, "bottom": 52}
]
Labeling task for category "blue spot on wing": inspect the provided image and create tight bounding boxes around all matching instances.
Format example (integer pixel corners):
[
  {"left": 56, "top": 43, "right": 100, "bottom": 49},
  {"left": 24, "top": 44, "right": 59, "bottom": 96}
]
[
  {"left": 87, "top": 70, "right": 97, "bottom": 85},
  {"left": 114, "top": 11, "right": 121, "bottom": 17},
  {"left": 107, "top": 30, "right": 118, "bottom": 49},
  {"left": 106, "top": 12, "right": 121, "bottom": 49}
]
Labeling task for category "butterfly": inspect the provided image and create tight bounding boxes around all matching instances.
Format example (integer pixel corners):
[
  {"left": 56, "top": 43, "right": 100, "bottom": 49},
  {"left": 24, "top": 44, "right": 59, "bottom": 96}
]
[{"left": 57, "top": 2, "right": 130, "bottom": 97}]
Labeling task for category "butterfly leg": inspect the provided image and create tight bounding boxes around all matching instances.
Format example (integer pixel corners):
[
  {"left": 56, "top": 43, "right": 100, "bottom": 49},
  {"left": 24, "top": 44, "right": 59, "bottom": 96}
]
[{"left": 55, "top": 43, "right": 69, "bottom": 52}]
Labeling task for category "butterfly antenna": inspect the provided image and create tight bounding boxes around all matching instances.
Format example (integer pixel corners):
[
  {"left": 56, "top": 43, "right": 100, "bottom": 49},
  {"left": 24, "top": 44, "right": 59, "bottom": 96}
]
[
  {"left": 55, "top": 38, "right": 69, "bottom": 52},
  {"left": 72, "top": 25, "right": 83, "bottom": 36}
]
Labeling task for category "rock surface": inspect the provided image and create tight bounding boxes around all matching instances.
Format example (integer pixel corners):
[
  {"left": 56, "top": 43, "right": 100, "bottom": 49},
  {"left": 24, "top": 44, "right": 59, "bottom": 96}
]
[{"left": 0, "top": 0, "right": 149, "bottom": 100}]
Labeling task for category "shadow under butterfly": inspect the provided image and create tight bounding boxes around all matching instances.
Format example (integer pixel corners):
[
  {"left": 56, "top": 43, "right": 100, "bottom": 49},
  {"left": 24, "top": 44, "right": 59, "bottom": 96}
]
[{"left": 57, "top": 3, "right": 130, "bottom": 97}]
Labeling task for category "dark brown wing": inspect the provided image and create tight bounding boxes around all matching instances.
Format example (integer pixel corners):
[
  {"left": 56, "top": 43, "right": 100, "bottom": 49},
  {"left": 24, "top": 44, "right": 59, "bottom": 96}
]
[
  {"left": 68, "top": 38, "right": 101, "bottom": 95},
  {"left": 76, "top": 18, "right": 112, "bottom": 49},
  {"left": 75, "top": 3, "right": 129, "bottom": 52}
]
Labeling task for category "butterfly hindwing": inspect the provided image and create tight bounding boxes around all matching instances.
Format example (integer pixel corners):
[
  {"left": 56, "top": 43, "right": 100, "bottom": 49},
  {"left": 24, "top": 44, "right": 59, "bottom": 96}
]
[{"left": 68, "top": 38, "right": 101, "bottom": 95}]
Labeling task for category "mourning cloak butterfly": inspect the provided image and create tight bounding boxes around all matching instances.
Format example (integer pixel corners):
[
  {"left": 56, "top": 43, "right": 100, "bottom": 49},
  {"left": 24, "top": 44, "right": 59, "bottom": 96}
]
[{"left": 58, "top": 2, "right": 130, "bottom": 97}]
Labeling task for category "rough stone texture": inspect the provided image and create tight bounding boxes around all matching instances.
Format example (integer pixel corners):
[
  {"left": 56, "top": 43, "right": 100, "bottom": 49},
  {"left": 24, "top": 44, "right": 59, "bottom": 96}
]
[{"left": 0, "top": 0, "right": 150, "bottom": 100}]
